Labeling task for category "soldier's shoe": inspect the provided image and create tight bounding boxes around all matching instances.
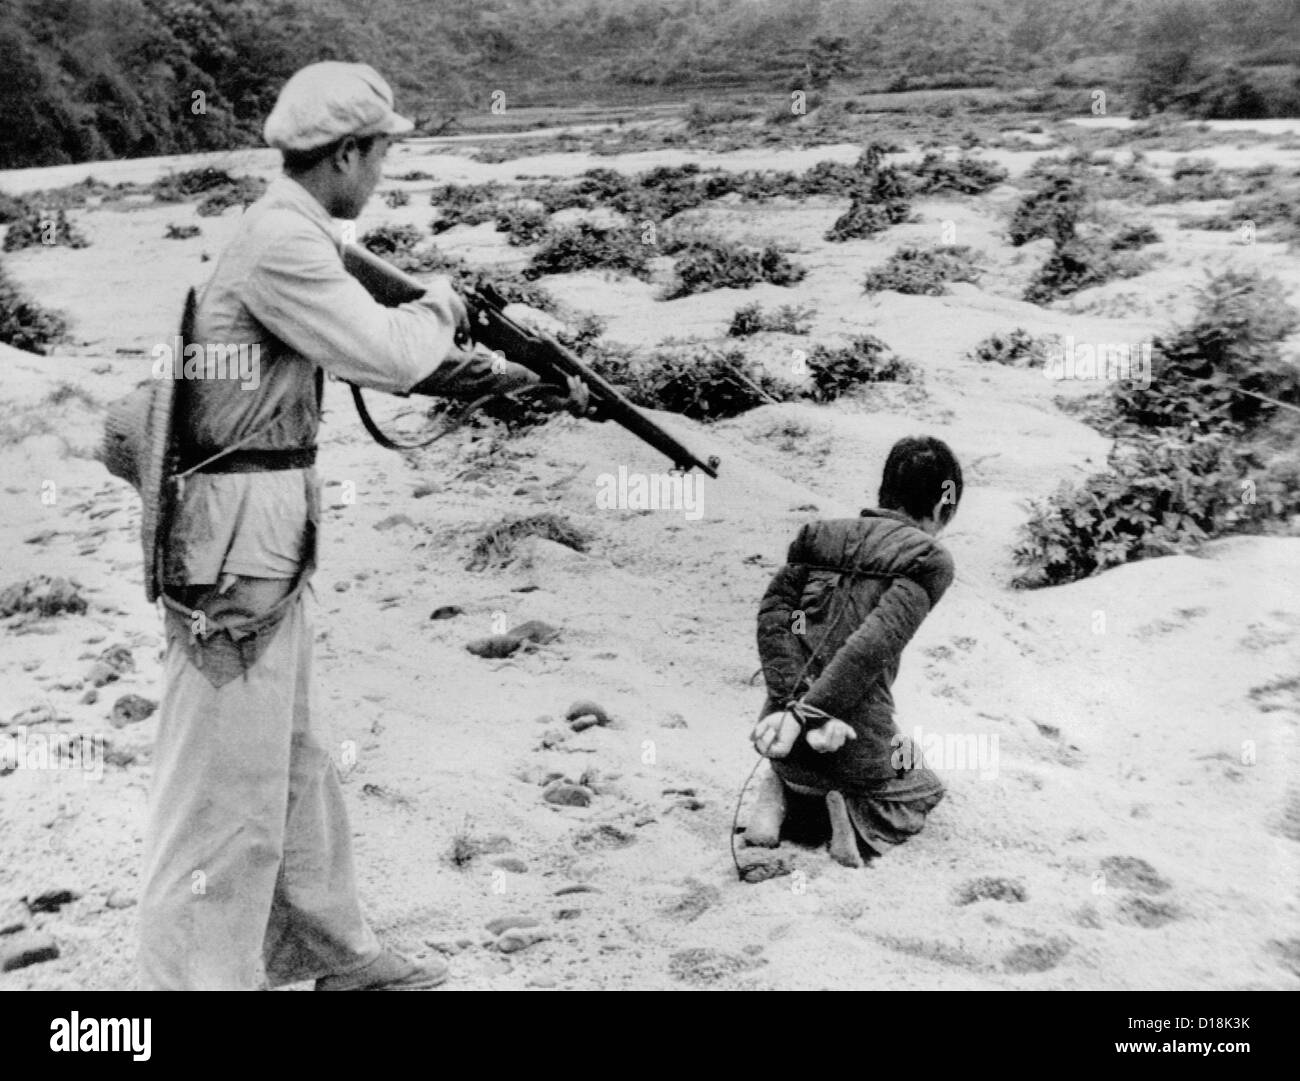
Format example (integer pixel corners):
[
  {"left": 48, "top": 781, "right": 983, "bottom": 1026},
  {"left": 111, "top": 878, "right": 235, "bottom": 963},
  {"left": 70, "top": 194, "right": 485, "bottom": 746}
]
[{"left": 315, "top": 948, "right": 448, "bottom": 991}]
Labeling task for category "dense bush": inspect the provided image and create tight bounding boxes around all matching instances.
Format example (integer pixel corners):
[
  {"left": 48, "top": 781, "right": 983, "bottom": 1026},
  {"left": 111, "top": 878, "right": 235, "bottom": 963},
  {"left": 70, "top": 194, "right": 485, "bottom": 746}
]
[
  {"left": 664, "top": 238, "right": 806, "bottom": 298},
  {"left": 0, "top": 259, "right": 67, "bottom": 353},
  {"left": 494, "top": 203, "right": 550, "bottom": 246},
  {"left": 904, "top": 152, "right": 1009, "bottom": 195},
  {"left": 1109, "top": 268, "right": 1300, "bottom": 434},
  {"left": 862, "top": 245, "right": 981, "bottom": 296},
  {"left": 1012, "top": 433, "right": 1277, "bottom": 587},
  {"left": 1013, "top": 268, "right": 1300, "bottom": 587},
  {"left": 804, "top": 336, "right": 917, "bottom": 402},
  {"left": 588, "top": 341, "right": 797, "bottom": 421},
  {"left": 1023, "top": 236, "right": 1150, "bottom": 304},
  {"left": 824, "top": 144, "right": 913, "bottom": 241},
  {"left": 3, "top": 208, "right": 89, "bottom": 251},
  {"left": 383, "top": 189, "right": 410, "bottom": 208},
  {"left": 526, "top": 221, "right": 653, "bottom": 280},
  {"left": 195, "top": 176, "right": 266, "bottom": 216},
  {"left": 728, "top": 302, "right": 814, "bottom": 337},
  {"left": 431, "top": 182, "right": 504, "bottom": 231},
  {"left": 1008, "top": 172, "right": 1086, "bottom": 246}
]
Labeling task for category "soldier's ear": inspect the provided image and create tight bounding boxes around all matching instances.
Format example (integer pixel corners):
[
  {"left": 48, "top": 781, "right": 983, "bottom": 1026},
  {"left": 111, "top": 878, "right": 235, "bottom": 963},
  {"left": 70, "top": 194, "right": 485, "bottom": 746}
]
[{"left": 332, "top": 135, "right": 360, "bottom": 171}]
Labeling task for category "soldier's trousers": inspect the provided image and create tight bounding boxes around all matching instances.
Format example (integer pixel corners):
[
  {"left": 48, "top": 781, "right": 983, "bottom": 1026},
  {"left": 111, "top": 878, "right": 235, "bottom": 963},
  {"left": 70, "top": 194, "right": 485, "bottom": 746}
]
[{"left": 138, "top": 581, "right": 378, "bottom": 990}]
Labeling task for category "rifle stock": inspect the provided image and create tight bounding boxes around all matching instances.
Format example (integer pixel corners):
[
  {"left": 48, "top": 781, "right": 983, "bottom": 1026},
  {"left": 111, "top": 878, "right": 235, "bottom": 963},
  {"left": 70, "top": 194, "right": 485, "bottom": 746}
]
[{"left": 341, "top": 244, "right": 720, "bottom": 478}]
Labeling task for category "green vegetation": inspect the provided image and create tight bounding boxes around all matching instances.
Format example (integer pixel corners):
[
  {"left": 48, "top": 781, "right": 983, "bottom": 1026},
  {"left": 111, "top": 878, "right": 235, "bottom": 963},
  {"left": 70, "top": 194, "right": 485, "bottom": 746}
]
[
  {"left": 0, "top": 259, "right": 68, "bottom": 352},
  {"left": 967, "top": 328, "right": 1061, "bottom": 368},
  {"left": 727, "top": 302, "right": 814, "bottom": 337},
  {"left": 862, "top": 245, "right": 982, "bottom": 296},
  {"left": 1014, "top": 269, "right": 1300, "bottom": 587},
  {"left": 664, "top": 238, "right": 806, "bottom": 299}
]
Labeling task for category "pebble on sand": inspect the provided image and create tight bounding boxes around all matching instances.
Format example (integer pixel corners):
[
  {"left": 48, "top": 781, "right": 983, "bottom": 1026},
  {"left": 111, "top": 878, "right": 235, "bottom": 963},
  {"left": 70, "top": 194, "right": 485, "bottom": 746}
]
[
  {"left": 429, "top": 605, "right": 464, "bottom": 620},
  {"left": 110, "top": 694, "right": 157, "bottom": 728},
  {"left": 1, "top": 933, "right": 59, "bottom": 973},
  {"left": 87, "top": 643, "right": 134, "bottom": 688},
  {"left": 543, "top": 781, "right": 593, "bottom": 807},
  {"left": 485, "top": 915, "right": 540, "bottom": 936},
  {"left": 1, "top": 899, "right": 28, "bottom": 935},
  {"left": 565, "top": 700, "right": 610, "bottom": 727},
  {"left": 0, "top": 576, "right": 87, "bottom": 618},
  {"left": 492, "top": 856, "right": 529, "bottom": 874},
  {"left": 497, "top": 928, "right": 548, "bottom": 954}
]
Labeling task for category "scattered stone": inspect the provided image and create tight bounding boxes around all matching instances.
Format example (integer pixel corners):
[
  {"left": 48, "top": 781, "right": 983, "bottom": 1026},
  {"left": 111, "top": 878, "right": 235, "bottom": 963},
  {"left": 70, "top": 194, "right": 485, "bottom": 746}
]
[
  {"left": 538, "top": 729, "right": 568, "bottom": 749},
  {"left": 466, "top": 635, "right": 523, "bottom": 659},
  {"left": 663, "top": 787, "right": 697, "bottom": 797},
  {"left": 1, "top": 933, "right": 59, "bottom": 972},
  {"left": 87, "top": 644, "right": 134, "bottom": 687},
  {"left": 497, "top": 928, "right": 548, "bottom": 954},
  {"left": 0, "top": 576, "right": 87, "bottom": 618},
  {"left": 430, "top": 605, "right": 463, "bottom": 620},
  {"left": 662, "top": 879, "right": 721, "bottom": 922},
  {"left": 412, "top": 483, "right": 440, "bottom": 499},
  {"left": 333, "top": 581, "right": 350, "bottom": 592},
  {"left": 670, "top": 798, "right": 705, "bottom": 812},
  {"left": 110, "top": 694, "right": 157, "bottom": 728},
  {"left": 543, "top": 781, "right": 593, "bottom": 807},
  {"left": 51, "top": 678, "right": 82, "bottom": 691},
  {"left": 374, "top": 513, "right": 417, "bottom": 531},
  {"left": 526, "top": 975, "right": 556, "bottom": 988},
  {"left": 485, "top": 915, "right": 539, "bottom": 936},
  {"left": 633, "top": 814, "right": 656, "bottom": 827},
  {"left": 660, "top": 712, "right": 688, "bottom": 729},
  {"left": 25, "top": 888, "right": 80, "bottom": 914},
  {"left": 570, "top": 714, "right": 602, "bottom": 733},
  {"left": 455, "top": 936, "right": 476, "bottom": 950},
  {"left": 1, "top": 899, "right": 28, "bottom": 935},
  {"left": 509, "top": 620, "right": 560, "bottom": 645},
  {"left": 554, "top": 884, "right": 599, "bottom": 896},
  {"left": 534, "top": 714, "right": 555, "bottom": 725},
  {"left": 492, "top": 856, "right": 528, "bottom": 874},
  {"left": 8, "top": 704, "right": 61, "bottom": 727},
  {"left": 555, "top": 908, "right": 581, "bottom": 920},
  {"left": 572, "top": 824, "right": 634, "bottom": 851},
  {"left": 424, "top": 938, "right": 462, "bottom": 955},
  {"left": 104, "top": 891, "right": 136, "bottom": 911},
  {"left": 565, "top": 699, "right": 610, "bottom": 727}
]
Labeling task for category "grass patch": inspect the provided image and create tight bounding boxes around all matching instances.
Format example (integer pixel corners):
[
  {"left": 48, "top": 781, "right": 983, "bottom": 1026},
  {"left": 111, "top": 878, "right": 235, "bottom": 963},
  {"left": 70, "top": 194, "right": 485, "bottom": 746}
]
[
  {"left": 526, "top": 221, "right": 653, "bottom": 280},
  {"left": 728, "top": 302, "right": 814, "bottom": 337},
  {"left": 663, "top": 238, "right": 806, "bottom": 299}
]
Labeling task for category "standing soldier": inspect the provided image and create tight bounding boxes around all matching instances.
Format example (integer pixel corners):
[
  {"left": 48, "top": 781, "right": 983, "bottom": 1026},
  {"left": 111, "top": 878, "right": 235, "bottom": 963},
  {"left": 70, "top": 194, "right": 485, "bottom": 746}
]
[{"left": 137, "top": 62, "right": 547, "bottom": 990}]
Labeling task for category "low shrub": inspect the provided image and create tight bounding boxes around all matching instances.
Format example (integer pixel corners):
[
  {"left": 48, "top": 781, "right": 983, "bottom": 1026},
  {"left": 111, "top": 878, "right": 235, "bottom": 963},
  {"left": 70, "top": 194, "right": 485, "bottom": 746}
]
[
  {"left": 804, "top": 336, "right": 916, "bottom": 402},
  {"left": 904, "top": 152, "right": 1009, "bottom": 195},
  {"left": 664, "top": 238, "right": 806, "bottom": 298},
  {"left": 1008, "top": 172, "right": 1086, "bottom": 246},
  {"left": 3, "top": 208, "right": 89, "bottom": 251},
  {"left": 383, "top": 189, "right": 411, "bottom": 208},
  {"left": 727, "top": 302, "right": 814, "bottom": 337},
  {"left": 361, "top": 223, "right": 424, "bottom": 256},
  {"left": 494, "top": 203, "right": 550, "bottom": 246},
  {"left": 1023, "top": 236, "right": 1149, "bottom": 304},
  {"left": 862, "top": 245, "right": 981, "bottom": 296},
  {"left": 967, "top": 328, "right": 1060, "bottom": 367},
  {"left": 526, "top": 221, "right": 653, "bottom": 280},
  {"left": 0, "top": 259, "right": 67, "bottom": 353},
  {"left": 164, "top": 223, "right": 201, "bottom": 240}
]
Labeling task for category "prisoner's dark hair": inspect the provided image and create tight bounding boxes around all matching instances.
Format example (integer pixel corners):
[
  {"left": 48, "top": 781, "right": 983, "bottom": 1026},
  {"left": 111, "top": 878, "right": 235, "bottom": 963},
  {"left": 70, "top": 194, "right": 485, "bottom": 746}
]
[
  {"left": 877, "top": 435, "right": 963, "bottom": 526},
  {"left": 282, "top": 132, "right": 383, "bottom": 174}
]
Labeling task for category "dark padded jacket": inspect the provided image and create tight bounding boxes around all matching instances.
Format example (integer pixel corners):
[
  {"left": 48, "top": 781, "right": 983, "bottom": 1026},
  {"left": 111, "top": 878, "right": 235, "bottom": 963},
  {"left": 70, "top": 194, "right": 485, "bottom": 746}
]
[{"left": 755, "top": 508, "right": 955, "bottom": 787}]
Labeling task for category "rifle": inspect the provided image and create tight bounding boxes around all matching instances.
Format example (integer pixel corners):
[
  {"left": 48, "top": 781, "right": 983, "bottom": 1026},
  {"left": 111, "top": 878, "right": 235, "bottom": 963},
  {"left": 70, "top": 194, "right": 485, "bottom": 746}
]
[{"left": 341, "top": 243, "right": 720, "bottom": 478}]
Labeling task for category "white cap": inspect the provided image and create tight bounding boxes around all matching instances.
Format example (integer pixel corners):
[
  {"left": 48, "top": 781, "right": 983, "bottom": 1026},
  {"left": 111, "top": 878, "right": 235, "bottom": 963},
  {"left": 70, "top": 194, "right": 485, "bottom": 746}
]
[{"left": 263, "top": 62, "right": 414, "bottom": 151}]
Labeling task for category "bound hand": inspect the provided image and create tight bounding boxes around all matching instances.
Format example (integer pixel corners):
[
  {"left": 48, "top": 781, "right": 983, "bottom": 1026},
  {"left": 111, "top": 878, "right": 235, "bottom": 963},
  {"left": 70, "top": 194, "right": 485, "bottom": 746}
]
[
  {"left": 750, "top": 711, "right": 802, "bottom": 759},
  {"left": 805, "top": 719, "right": 857, "bottom": 754}
]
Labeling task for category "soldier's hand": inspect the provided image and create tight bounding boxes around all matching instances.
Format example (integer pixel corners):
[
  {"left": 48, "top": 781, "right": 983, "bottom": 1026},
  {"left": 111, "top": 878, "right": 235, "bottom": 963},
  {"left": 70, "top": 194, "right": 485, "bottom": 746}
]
[
  {"left": 421, "top": 276, "right": 471, "bottom": 343},
  {"left": 528, "top": 375, "right": 591, "bottom": 418}
]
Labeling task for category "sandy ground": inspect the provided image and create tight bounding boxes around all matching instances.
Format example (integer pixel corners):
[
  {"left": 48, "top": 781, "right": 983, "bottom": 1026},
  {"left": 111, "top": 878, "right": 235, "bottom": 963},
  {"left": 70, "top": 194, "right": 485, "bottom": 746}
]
[{"left": 1, "top": 127, "right": 1297, "bottom": 991}]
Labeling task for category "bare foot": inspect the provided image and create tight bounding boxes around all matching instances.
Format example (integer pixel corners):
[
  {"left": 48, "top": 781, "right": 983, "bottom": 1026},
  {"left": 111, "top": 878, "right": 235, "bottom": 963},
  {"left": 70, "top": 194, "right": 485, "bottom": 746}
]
[
  {"left": 826, "top": 790, "right": 864, "bottom": 868},
  {"left": 742, "top": 766, "right": 787, "bottom": 847}
]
